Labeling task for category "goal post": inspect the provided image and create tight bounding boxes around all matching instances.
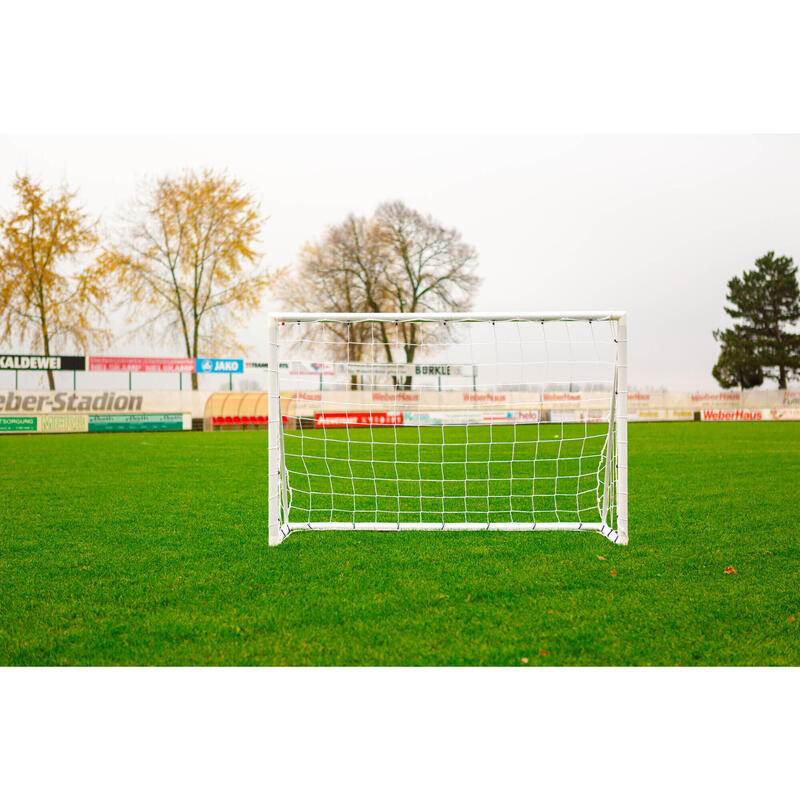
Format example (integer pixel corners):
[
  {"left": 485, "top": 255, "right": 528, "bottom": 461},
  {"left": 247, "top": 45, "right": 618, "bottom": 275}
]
[{"left": 267, "top": 311, "right": 628, "bottom": 547}]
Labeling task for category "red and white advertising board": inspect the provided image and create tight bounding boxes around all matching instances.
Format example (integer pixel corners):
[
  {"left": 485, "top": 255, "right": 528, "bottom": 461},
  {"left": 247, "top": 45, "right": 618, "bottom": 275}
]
[
  {"left": 766, "top": 407, "right": 800, "bottom": 421},
  {"left": 89, "top": 356, "right": 195, "bottom": 373},
  {"left": 315, "top": 411, "right": 404, "bottom": 428},
  {"left": 700, "top": 409, "right": 765, "bottom": 421}
]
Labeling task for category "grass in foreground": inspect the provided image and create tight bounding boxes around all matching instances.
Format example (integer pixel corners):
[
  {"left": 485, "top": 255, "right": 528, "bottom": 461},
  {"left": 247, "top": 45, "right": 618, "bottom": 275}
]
[{"left": 1, "top": 422, "right": 798, "bottom": 665}]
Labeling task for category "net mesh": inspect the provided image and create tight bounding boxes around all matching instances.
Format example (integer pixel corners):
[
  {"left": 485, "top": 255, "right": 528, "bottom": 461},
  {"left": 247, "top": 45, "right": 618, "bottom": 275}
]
[{"left": 272, "top": 316, "right": 621, "bottom": 538}]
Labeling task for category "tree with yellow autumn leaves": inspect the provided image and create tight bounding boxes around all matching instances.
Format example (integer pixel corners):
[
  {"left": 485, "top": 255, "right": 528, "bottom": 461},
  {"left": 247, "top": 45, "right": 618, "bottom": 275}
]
[
  {"left": 0, "top": 174, "right": 110, "bottom": 389},
  {"left": 98, "top": 169, "right": 275, "bottom": 389}
]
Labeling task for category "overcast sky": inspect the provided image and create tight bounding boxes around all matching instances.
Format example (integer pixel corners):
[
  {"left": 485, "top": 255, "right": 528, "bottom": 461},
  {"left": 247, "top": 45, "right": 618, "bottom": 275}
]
[{"left": 1, "top": 134, "right": 799, "bottom": 391}]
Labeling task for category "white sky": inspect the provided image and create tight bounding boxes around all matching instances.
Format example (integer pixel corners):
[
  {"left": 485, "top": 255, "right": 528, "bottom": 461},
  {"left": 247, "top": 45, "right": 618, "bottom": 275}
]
[
  {"left": 2, "top": 134, "right": 798, "bottom": 391},
  {"left": 2, "top": 1, "right": 800, "bottom": 392}
]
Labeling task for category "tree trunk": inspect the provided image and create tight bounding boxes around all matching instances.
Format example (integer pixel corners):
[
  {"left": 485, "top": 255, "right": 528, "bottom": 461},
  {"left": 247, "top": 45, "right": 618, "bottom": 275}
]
[
  {"left": 348, "top": 342, "right": 358, "bottom": 389},
  {"left": 191, "top": 323, "right": 199, "bottom": 390},
  {"left": 403, "top": 324, "right": 417, "bottom": 389},
  {"left": 779, "top": 364, "right": 787, "bottom": 390},
  {"left": 42, "top": 329, "right": 55, "bottom": 390}
]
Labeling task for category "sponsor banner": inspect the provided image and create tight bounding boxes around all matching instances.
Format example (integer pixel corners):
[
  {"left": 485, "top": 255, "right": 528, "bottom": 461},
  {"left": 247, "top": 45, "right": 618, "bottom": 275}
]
[
  {"left": 244, "top": 360, "right": 333, "bottom": 375},
  {"left": 90, "top": 356, "right": 195, "bottom": 373},
  {"left": 542, "top": 392, "right": 583, "bottom": 403},
  {"left": 296, "top": 391, "right": 322, "bottom": 402},
  {"left": 629, "top": 409, "right": 667, "bottom": 422},
  {"left": 0, "top": 354, "right": 85, "bottom": 371},
  {"left": 315, "top": 411, "right": 403, "bottom": 428},
  {"left": 287, "top": 361, "right": 336, "bottom": 376},
  {"left": 405, "top": 411, "right": 475, "bottom": 426},
  {"left": 784, "top": 391, "right": 800, "bottom": 406},
  {"left": 245, "top": 361, "right": 340, "bottom": 375},
  {"left": 344, "top": 363, "right": 474, "bottom": 378},
  {"left": 691, "top": 391, "right": 742, "bottom": 404},
  {"left": 403, "top": 409, "right": 542, "bottom": 426},
  {"left": 463, "top": 392, "right": 507, "bottom": 403},
  {"left": 40, "top": 415, "right": 89, "bottom": 433},
  {"left": 766, "top": 407, "right": 800, "bottom": 421},
  {"left": 701, "top": 408, "right": 765, "bottom": 422},
  {"left": 372, "top": 391, "right": 421, "bottom": 403},
  {"left": 549, "top": 410, "right": 609, "bottom": 423},
  {"left": 0, "top": 416, "right": 37, "bottom": 432},
  {"left": 195, "top": 358, "right": 244, "bottom": 374},
  {"left": 627, "top": 409, "right": 693, "bottom": 422},
  {"left": 481, "top": 411, "right": 536, "bottom": 423},
  {"left": 88, "top": 413, "right": 186, "bottom": 432},
  {"left": 514, "top": 410, "right": 543, "bottom": 423}
]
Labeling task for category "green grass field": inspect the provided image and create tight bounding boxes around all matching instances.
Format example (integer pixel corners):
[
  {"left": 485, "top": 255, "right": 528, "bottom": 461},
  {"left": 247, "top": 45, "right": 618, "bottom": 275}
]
[{"left": 1, "top": 422, "right": 798, "bottom": 665}]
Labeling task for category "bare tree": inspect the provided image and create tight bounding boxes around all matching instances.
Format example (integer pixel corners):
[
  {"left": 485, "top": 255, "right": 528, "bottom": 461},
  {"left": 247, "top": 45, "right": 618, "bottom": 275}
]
[
  {"left": 276, "top": 214, "right": 390, "bottom": 385},
  {"left": 376, "top": 200, "right": 479, "bottom": 385},
  {"left": 279, "top": 203, "right": 480, "bottom": 387}
]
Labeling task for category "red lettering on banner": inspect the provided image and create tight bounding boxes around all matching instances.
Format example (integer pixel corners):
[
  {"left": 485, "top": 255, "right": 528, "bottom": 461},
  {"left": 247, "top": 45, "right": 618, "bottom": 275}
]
[
  {"left": 691, "top": 392, "right": 741, "bottom": 402},
  {"left": 372, "top": 391, "right": 420, "bottom": 402},
  {"left": 701, "top": 409, "right": 763, "bottom": 421},
  {"left": 314, "top": 412, "right": 404, "bottom": 428},
  {"left": 543, "top": 392, "right": 581, "bottom": 402},
  {"left": 89, "top": 356, "right": 195, "bottom": 373},
  {"left": 463, "top": 392, "right": 507, "bottom": 402}
]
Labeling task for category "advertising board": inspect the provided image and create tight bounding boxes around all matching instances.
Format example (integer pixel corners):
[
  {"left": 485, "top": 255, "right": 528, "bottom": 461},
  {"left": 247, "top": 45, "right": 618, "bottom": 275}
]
[
  {"left": 285, "top": 361, "right": 336, "bottom": 376},
  {"left": 549, "top": 410, "right": 609, "bottom": 423},
  {"left": 0, "top": 355, "right": 85, "bottom": 371},
  {"left": 372, "top": 391, "right": 420, "bottom": 403},
  {"left": 89, "top": 356, "right": 195, "bottom": 373},
  {"left": 0, "top": 416, "right": 37, "bottom": 432},
  {"left": 39, "top": 415, "right": 89, "bottom": 433},
  {"left": 88, "top": 414, "right": 187, "bottom": 432},
  {"left": 700, "top": 409, "right": 765, "bottom": 421},
  {"left": 343, "top": 363, "right": 474, "bottom": 378},
  {"left": 667, "top": 409, "right": 695, "bottom": 421},
  {"left": 195, "top": 358, "right": 244, "bottom": 373},
  {"left": 400, "top": 410, "right": 543, "bottom": 426},
  {"left": 315, "top": 412, "right": 404, "bottom": 427},
  {"left": 629, "top": 409, "right": 667, "bottom": 422},
  {"left": 766, "top": 407, "right": 800, "bottom": 421}
]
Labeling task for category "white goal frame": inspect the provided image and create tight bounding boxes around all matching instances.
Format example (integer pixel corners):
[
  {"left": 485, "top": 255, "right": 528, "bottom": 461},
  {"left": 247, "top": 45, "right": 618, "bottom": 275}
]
[{"left": 267, "top": 311, "right": 628, "bottom": 546}]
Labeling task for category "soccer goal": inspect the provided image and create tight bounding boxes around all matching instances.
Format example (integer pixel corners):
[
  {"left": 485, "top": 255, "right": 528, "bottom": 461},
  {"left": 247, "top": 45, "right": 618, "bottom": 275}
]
[{"left": 267, "top": 312, "right": 628, "bottom": 546}]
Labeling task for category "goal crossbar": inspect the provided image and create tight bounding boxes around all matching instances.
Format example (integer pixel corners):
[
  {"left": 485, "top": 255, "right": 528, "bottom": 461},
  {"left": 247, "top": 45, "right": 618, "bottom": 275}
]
[{"left": 271, "top": 311, "right": 626, "bottom": 323}]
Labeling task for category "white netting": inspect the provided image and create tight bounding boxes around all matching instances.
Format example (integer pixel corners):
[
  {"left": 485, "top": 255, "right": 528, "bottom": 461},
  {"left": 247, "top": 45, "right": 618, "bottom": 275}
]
[{"left": 270, "top": 315, "right": 624, "bottom": 542}]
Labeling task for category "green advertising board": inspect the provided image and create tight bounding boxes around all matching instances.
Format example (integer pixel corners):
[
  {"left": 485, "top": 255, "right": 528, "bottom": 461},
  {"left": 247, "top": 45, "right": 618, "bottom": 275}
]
[
  {"left": 40, "top": 414, "right": 88, "bottom": 433},
  {"left": 88, "top": 414, "right": 184, "bottom": 432},
  {"left": 0, "top": 416, "right": 37, "bottom": 432}
]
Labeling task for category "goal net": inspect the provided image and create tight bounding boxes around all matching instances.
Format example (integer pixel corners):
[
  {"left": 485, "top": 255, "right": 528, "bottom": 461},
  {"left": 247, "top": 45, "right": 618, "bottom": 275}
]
[{"left": 267, "top": 312, "right": 628, "bottom": 546}]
